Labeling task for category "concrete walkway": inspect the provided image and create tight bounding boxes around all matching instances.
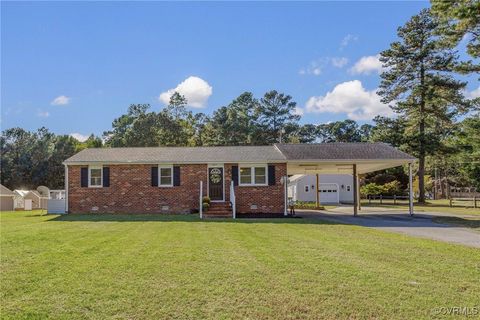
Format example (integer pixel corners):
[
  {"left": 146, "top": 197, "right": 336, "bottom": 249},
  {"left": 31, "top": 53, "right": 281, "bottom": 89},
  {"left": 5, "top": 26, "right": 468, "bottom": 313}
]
[{"left": 296, "top": 207, "right": 480, "bottom": 248}]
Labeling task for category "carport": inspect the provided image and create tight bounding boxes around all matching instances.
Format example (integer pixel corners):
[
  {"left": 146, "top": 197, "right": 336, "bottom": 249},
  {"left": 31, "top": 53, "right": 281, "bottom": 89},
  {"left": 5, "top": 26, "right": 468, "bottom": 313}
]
[{"left": 277, "top": 143, "right": 416, "bottom": 216}]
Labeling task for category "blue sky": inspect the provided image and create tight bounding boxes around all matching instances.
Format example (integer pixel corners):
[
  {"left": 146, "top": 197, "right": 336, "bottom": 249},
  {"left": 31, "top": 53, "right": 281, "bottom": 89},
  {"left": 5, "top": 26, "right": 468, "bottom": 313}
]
[{"left": 2, "top": 1, "right": 478, "bottom": 140}]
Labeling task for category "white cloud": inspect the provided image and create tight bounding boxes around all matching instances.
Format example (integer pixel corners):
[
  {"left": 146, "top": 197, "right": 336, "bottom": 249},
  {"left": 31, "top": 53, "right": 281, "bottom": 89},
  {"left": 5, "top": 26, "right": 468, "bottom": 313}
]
[
  {"left": 37, "top": 110, "right": 50, "bottom": 118},
  {"left": 305, "top": 80, "right": 394, "bottom": 121},
  {"left": 340, "top": 34, "right": 358, "bottom": 48},
  {"left": 331, "top": 57, "right": 348, "bottom": 68},
  {"left": 293, "top": 107, "right": 304, "bottom": 116},
  {"left": 159, "top": 76, "right": 212, "bottom": 108},
  {"left": 299, "top": 61, "right": 322, "bottom": 76},
  {"left": 70, "top": 133, "right": 89, "bottom": 142},
  {"left": 466, "top": 86, "right": 480, "bottom": 99},
  {"left": 51, "top": 95, "right": 71, "bottom": 106},
  {"left": 299, "top": 57, "right": 348, "bottom": 76},
  {"left": 350, "top": 54, "right": 383, "bottom": 75}
]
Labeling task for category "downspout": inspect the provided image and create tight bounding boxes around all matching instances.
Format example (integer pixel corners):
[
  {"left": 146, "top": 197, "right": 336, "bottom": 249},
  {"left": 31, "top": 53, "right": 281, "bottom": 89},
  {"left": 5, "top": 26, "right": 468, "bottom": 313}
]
[
  {"left": 64, "top": 164, "right": 68, "bottom": 213},
  {"left": 284, "top": 176, "right": 288, "bottom": 216}
]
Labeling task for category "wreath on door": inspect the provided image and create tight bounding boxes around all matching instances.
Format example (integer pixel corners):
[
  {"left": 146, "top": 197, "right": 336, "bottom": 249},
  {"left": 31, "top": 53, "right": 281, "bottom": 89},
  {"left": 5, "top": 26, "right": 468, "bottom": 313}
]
[{"left": 210, "top": 168, "right": 222, "bottom": 184}]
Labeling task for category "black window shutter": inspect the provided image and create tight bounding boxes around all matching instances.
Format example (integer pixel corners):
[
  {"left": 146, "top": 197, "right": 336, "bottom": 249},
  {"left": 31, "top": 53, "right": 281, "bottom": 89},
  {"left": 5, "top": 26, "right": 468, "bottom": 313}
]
[
  {"left": 151, "top": 167, "right": 158, "bottom": 187},
  {"left": 268, "top": 165, "right": 275, "bottom": 186},
  {"left": 80, "top": 167, "right": 88, "bottom": 187},
  {"left": 173, "top": 166, "right": 181, "bottom": 186},
  {"left": 231, "top": 166, "right": 239, "bottom": 186},
  {"left": 103, "top": 167, "right": 110, "bottom": 187}
]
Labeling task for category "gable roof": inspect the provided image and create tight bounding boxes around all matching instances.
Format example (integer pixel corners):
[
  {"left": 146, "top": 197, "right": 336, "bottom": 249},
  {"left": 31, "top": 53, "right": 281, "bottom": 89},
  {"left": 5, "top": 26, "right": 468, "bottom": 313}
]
[
  {"left": 63, "top": 143, "right": 415, "bottom": 164},
  {"left": 13, "top": 190, "right": 43, "bottom": 199},
  {"left": 0, "top": 184, "right": 15, "bottom": 196},
  {"left": 64, "top": 146, "right": 286, "bottom": 164},
  {"left": 275, "top": 143, "right": 415, "bottom": 161}
]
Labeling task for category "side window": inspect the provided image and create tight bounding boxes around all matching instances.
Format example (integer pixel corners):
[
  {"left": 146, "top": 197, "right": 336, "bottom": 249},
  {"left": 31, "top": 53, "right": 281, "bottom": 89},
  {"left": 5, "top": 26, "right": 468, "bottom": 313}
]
[
  {"left": 305, "top": 185, "right": 309, "bottom": 192},
  {"left": 346, "top": 185, "right": 351, "bottom": 192},
  {"left": 159, "top": 166, "right": 173, "bottom": 187},
  {"left": 89, "top": 166, "right": 102, "bottom": 187}
]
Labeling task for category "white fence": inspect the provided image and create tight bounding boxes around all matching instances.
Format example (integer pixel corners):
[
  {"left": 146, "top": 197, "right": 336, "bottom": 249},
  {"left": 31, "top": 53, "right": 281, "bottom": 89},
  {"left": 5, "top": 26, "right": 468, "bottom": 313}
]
[{"left": 48, "top": 199, "right": 66, "bottom": 214}]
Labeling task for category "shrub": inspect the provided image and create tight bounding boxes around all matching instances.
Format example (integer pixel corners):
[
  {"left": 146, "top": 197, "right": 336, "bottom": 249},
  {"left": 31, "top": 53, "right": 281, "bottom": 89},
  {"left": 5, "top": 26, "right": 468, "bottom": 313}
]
[
  {"left": 202, "top": 202, "right": 210, "bottom": 210},
  {"left": 383, "top": 180, "right": 402, "bottom": 195},
  {"left": 360, "top": 183, "right": 385, "bottom": 196},
  {"left": 361, "top": 180, "right": 403, "bottom": 196},
  {"left": 202, "top": 196, "right": 211, "bottom": 204}
]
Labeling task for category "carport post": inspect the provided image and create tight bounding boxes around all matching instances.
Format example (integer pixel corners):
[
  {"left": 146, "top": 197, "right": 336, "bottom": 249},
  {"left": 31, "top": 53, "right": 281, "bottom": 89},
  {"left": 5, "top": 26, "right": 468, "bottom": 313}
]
[
  {"left": 315, "top": 173, "right": 320, "bottom": 208},
  {"left": 357, "top": 174, "right": 361, "bottom": 211},
  {"left": 408, "top": 163, "right": 414, "bottom": 216},
  {"left": 353, "top": 164, "right": 358, "bottom": 216}
]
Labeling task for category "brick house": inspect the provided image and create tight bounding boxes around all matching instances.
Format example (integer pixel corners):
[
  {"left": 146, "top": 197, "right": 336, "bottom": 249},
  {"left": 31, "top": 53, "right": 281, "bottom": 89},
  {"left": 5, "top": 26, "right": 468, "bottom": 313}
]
[{"left": 63, "top": 143, "right": 415, "bottom": 217}]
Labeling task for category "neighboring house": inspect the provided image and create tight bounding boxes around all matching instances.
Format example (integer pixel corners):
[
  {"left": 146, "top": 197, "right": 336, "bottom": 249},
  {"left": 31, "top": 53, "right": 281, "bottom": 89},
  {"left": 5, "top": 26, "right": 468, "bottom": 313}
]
[
  {"left": 13, "top": 190, "right": 48, "bottom": 210},
  {"left": 0, "top": 184, "right": 15, "bottom": 211},
  {"left": 63, "top": 143, "right": 416, "bottom": 217},
  {"left": 288, "top": 174, "right": 354, "bottom": 204}
]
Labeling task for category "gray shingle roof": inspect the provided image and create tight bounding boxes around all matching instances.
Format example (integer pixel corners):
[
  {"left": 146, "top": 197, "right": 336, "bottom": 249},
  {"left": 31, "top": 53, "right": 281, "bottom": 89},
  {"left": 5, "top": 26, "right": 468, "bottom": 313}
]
[
  {"left": 64, "top": 143, "right": 415, "bottom": 164},
  {"left": 64, "top": 146, "right": 286, "bottom": 164},
  {"left": 275, "top": 143, "right": 415, "bottom": 161}
]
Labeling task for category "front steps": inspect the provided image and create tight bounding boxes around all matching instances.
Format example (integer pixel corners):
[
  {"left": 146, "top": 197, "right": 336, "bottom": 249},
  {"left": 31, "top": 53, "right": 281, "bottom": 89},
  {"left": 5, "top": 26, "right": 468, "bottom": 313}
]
[{"left": 203, "top": 202, "right": 232, "bottom": 219}]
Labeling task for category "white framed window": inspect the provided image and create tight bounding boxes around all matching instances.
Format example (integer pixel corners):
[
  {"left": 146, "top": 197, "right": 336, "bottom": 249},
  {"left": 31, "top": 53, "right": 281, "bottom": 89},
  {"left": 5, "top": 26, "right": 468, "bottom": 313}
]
[
  {"left": 346, "top": 185, "right": 351, "bottom": 192},
  {"left": 89, "top": 166, "right": 102, "bottom": 187},
  {"left": 159, "top": 165, "right": 173, "bottom": 187},
  {"left": 239, "top": 165, "right": 268, "bottom": 186},
  {"left": 305, "top": 185, "right": 309, "bottom": 192}
]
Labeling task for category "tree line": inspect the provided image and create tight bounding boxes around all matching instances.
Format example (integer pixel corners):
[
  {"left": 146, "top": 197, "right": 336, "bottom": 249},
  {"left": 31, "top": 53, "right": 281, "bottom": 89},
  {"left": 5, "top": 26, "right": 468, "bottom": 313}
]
[{"left": 1, "top": 4, "right": 479, "bottom": 200}]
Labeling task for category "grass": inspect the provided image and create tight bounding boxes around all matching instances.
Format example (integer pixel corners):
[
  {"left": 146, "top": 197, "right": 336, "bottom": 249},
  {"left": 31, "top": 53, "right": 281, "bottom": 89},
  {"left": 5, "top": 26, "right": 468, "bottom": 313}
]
[
  {"left": 361, "top": 199, "right": 480, "bottom": 216},
  {"left": 2, "top": 210, "right": 480, "bottom": 319}
]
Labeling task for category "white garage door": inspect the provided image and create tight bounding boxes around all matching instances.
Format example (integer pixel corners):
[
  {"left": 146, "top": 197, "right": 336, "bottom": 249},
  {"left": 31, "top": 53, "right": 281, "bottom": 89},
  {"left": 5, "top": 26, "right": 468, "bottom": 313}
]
[{"left": 319, "top": 184, "right": 339, "bottom": 203}]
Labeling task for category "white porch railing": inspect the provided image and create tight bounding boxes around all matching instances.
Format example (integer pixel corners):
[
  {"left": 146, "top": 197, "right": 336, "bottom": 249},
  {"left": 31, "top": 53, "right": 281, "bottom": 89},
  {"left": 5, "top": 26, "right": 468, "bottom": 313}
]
[
  {"left": 230, "top": 181, "right": 236, "bottom": 219},
  {"left": 199, "top": 181, "right": 203, "bottom": 219}
]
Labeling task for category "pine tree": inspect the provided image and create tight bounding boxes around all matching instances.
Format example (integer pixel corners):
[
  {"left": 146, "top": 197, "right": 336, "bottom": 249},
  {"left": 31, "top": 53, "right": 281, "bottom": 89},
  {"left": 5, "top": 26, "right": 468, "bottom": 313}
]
[
  {"left": 379, "top": 9, "right": 470, "bottom": 203},
  {"left": 431, "top": 0, "right": 480, "bottom": 59},
  {"left": 257, "top": 90, "right": 300, "bottom": 144},
  {"left": 165, "top": 92, "right": 188, "bottom": 120}
]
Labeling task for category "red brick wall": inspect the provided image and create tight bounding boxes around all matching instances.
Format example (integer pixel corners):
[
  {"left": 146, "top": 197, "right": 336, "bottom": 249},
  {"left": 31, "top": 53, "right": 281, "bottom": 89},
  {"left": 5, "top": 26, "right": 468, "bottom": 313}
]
[
  {"left": 68, "top": 164, "right": 207, "bottom": 214},
  {"left": 67, "top": 163, "right": 286, "bottom": 214},
  {"left": 225, "top": 163, "right": 286, "bottom": 214}
]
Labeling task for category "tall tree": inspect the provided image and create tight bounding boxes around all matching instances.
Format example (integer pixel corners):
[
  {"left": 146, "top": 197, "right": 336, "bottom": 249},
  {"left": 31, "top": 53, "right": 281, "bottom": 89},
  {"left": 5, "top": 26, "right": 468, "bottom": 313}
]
[
  {"left": 47, "top": 135, "right": 79, "bottom": 188},
  {"left": 165, "top": 92, "right": 188, "bottom": 120},
  {"left": 104, "top": 104, "right": 150, "bottom": 147},
  {"left": 369, "top": 116, "right": 408, "bottom": 148},
  {"left": 1, "top": 128, "right": 80, "bottom": 189},
  {"left": 257, "top": 90, "right": 300, "bottom": 144},
  {"left": 295, "top": 124, "right": 319, "bottom": 143},
  {"left": 379, "top": 9, "right": 470, "bottom": 202},
  {"left": 318, "top": 120, "right": 362, "bottom": 142},
  {"left": 431, "top": 0, "right": 480, "bottom": 59},
  {"left": 203, "top": 92, "right": 259, "bottom": 146}
]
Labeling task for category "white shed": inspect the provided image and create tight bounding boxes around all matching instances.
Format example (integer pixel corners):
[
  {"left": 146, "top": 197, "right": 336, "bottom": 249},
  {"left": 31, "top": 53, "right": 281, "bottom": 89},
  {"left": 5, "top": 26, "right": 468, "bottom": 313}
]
[
  {"left": 0, "top": 184, "right": 15, "bottom": 211},
  {"left": 288, "top": 174, "right": 354, "bottom": 204}
]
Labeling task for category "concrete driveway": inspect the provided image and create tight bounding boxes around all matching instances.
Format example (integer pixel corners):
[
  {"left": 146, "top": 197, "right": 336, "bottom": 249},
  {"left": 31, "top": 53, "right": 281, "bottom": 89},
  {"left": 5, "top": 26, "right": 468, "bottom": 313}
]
[{"left": 296, "top": 207, "right": 480, "bottom": 248}]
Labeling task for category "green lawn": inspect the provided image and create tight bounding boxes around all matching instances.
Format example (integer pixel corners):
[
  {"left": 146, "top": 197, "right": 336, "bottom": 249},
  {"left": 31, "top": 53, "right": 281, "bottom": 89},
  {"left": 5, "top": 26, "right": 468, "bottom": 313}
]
[
  {"left": 361, "top": 199, "right": 480, "bottom": 216},
  {"left": 2, "top": 211, "right": 480, "bottom": 319}
]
